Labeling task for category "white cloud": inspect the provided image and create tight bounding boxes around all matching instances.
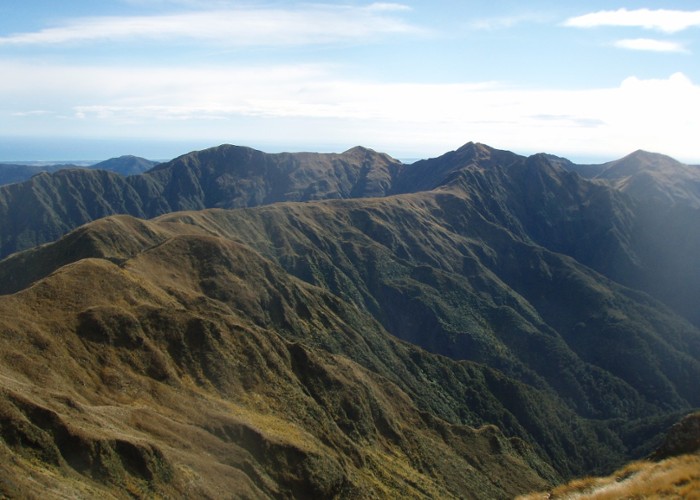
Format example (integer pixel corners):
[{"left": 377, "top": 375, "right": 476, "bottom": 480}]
[
  {"left": 366, "top": 3, "right": 412, "bottom": 12},
  {"left": 0, "top": 4, "right": 420, "bottom": 47},
  {"left": 468, "top": 13, "right": 548, "bottom": 31},
  {"left": 564, "top": 8, "right": 700, "bottom": 33},
  {"left": 1, "top": 60, "right": 699, "bottom": 161},
  {"left": 11, "top": 110, "right": 53, "bottom": 117},
  {"left": 613, "top": 38, "right": 688, "bottom": 53}
]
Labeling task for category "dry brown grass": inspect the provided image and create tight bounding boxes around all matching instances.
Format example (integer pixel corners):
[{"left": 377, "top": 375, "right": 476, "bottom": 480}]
[
  {"left": 0, "top": 229, "right": 556, "bottom": 498},
  {"left": 518, "top": 453, "right": 700, "bottom": 499}
]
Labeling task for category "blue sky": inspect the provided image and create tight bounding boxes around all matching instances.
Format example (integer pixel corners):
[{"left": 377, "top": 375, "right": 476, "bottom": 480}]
[{"left": 1, "top": 1, "right": 699, "bottom": 162}]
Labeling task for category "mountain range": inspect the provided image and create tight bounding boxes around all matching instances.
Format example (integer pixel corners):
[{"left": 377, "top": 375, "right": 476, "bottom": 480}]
[
  {"left": 0, "top": 142, "right": 699, "bottom": 497},
  {"left": 0, "top": 155, "right": 158, "bottom": 186}
]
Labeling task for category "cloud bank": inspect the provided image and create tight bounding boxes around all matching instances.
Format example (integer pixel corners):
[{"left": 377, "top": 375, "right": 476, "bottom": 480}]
[
  {"left": 564, "top": 8, "right": 700, "bottom": 34},
  {"left": 613, "top": 38, "right": 688, "bottom": 53},
  {"left": 2, "top": 58, "right": 699, "bottom": 160},
  {"left": 0, "top": 3, "right": 420, "bottom": 47}
]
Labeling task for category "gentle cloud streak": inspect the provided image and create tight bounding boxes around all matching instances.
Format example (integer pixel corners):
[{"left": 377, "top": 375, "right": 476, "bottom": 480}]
[
  {"left": 564, "top": 8, "right": 700, "bottom": 33},
  {"left": 2, "top": 59, "right": 699, "bottom": 160},
  {"left": 0, "top": 4, "right": 420, "bottom": 46},
  {"left": 614, "top": 38, "right": 688, "bottom": 53},
  {"left": 468, "top": 13, "right": 547, "bottom": 31}
]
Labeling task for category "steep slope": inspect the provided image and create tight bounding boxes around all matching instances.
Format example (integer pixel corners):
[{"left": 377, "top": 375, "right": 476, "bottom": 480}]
[
  {"left": 152, "top": 194, "right": 700, "bottom": 418},
  {"left": 145, "top": 144, "right": 403, "bottom": 210},
  {"left": 411, "top": 149, "right": 700, "bottom": 330},
  {"left": 0, "top": 221, "right": 570, "bottom": 498},
  {"left": 0, "top": 168, "right": 152, "bottom": 258},
  {"left": 560, "top": 151, "right": 700, "bottom": 326},
  {"left": 3, "top": 141, "right": 700, "bottom": 497},
  {"left": 392, "top": 142, "right": 522, "bottom": 193},
  {"left": 0, "top": 155, "right": 157, "bottom": 187},
  {"left": 2, "top": 140, "right": 699, "bottom": 329}
]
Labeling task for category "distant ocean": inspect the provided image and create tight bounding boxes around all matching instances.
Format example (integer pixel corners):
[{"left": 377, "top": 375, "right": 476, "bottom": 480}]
[{"left": 0, "top": 137, "right": 215, "bottom": 162}]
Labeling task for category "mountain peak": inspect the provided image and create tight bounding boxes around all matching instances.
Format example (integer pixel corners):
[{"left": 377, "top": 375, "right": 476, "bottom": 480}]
[
  {"left": 342, "top": 145, "right": 376, "bottom": 155},
  {"left": 623, "top": 149, "right": 684, "bottom": 167},
  {"left": 340, "top": 145, "right": 401, "bottom": 165},
  {"left": 90, "top": 154, "right": 159, "bottom": 176},
  {"left": 596, "top": 149, "right": 686, "bottom": 179},
  {"left": 454, "top": 141, "right": 494, "bottom": 157}
]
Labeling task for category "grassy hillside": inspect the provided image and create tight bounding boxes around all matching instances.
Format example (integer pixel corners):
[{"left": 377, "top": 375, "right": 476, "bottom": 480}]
[{"left": 0, "top": 227, "right": 562, "bottom": 497}]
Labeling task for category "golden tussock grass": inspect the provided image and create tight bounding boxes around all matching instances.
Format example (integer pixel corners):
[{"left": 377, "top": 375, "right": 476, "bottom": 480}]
[{"left": 518, "top": 453, "right": 700, "bottom": 499}]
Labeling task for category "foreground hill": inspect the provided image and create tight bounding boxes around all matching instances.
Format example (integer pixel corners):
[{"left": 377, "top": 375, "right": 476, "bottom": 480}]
[{"left": 0, "top": 216, "right": 563, "bottom": 498}]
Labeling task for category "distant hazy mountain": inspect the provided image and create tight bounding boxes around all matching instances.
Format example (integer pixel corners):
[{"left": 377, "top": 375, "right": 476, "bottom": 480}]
[
  {"left": 567, "top": 150, "right": 700, "bottom": 209},
  {"left": 89, "top": 154, "right": 159, "bottom": 176},
  {"left": 0, "top": 162, "right": 72, "bottom": 185},
  {"left": 0, "top": 155, "right": 157, "bottom": 186}
]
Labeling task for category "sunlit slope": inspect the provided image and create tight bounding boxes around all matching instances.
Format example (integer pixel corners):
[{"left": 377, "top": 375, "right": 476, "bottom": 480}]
[{"left": 0, "top": 232, "right": 557, "bottom": 498}]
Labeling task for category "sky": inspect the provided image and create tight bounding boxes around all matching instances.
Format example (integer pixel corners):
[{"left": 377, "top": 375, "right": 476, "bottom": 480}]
[{"left": 0, "top": 1, "right": 699, "bottom": 163}]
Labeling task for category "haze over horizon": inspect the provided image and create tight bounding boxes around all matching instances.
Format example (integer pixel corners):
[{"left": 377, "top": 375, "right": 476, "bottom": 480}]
[{"left": 1, "top": 1, "right": 699, "bottom": 163}]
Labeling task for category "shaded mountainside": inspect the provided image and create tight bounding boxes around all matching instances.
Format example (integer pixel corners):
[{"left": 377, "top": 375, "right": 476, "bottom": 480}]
[
  {"left": 562, "top": 150, "right": 700, "bottom": 326},
  {"left": 151, "top": 197, "right": 700, "bottom": 419},
  {"left": 0, "top": 162, "right": 69, "bottom": 186},
  {"left": 0, "top": 145, "right": 402, "bottom": 258}
]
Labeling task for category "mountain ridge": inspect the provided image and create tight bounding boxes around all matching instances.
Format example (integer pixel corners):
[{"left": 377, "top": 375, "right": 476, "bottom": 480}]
[{"left": 2, "top": 141, "right": 700, "bottom": 327}]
